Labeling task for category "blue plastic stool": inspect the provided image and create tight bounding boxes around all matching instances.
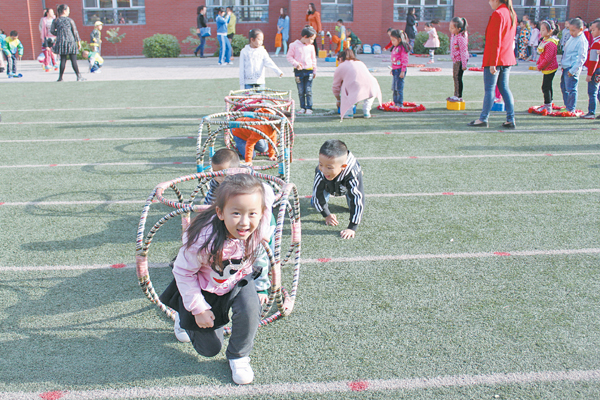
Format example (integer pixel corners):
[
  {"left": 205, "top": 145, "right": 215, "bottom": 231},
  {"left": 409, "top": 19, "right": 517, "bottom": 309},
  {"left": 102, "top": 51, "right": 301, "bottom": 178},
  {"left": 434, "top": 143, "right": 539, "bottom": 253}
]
[{"left": 491, "top": 102, "right": 505, "bottom": 112}]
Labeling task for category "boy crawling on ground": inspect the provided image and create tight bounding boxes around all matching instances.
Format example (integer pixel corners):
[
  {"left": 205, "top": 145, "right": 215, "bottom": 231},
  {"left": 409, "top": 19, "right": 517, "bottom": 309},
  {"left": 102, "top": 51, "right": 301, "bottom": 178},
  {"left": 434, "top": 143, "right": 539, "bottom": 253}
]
[{"left": 311, "top": 139, "right": 365, "bottom": 239}]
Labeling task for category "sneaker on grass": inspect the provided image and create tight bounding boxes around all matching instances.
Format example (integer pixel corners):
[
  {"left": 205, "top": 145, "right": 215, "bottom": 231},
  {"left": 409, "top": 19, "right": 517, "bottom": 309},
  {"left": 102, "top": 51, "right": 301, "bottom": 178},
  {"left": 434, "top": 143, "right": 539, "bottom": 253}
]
[
  {"left": 173, "top": 313, "right": 190, "bottom": 343},
  {"left": 297, "top": 108, "right": 306, "bottom": 114},
  {"left": 229, "top": 357, "right": 254, "bottom": 385},
  {"left": 305, "top": 109, "right": 313, "bottom": 115},
  {"left": 580, "top": 112, "right": 595, "bottom": 119}
]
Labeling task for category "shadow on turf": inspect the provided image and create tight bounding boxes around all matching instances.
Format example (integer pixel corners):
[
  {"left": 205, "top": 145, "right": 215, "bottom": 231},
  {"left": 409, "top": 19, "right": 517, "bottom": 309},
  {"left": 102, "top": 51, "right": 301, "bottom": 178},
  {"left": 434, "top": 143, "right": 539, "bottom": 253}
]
[{"left": 1, "top": 268, "right": 236, "bottom": 387}]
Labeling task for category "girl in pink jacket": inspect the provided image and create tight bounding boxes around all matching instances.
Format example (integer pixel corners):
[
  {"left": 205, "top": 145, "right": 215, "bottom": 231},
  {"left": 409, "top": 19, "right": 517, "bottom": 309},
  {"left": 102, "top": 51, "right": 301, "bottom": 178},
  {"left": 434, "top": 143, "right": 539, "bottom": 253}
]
[
  {"left": 162, "top": 173, "right": 274, "bottom": 385},
  {"left": 287, "top": 25, "right": 318, "bottom": 114},
  {"left": 390, "top": 30, "right": 410, "bottom": 107}
]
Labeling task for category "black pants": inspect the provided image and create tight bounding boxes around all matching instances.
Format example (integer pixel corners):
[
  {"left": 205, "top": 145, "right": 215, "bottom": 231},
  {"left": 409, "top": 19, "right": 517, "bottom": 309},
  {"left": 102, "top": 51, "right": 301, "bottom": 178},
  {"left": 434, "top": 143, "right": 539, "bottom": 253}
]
[
  {"left": 542, "top": 71, "right": 556, "bottom": 105},
  {"left": 59, "top": 54, "right": 80, "bottom": 79}
]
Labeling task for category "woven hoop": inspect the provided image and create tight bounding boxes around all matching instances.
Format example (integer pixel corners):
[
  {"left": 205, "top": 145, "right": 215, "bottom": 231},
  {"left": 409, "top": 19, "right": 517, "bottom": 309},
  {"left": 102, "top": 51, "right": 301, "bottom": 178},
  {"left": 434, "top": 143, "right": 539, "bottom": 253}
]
[
  {"left": 420, "top": 67, "right": 442, "bottom": 72},
  {"left": 528, "top": 104, "right": 582, "bottom": 117},
  {"left": 135, "top": 168, "right": 301, "bottom": 335},
  {"left": 377, "top": 101, "right": 426, "bottom": 112},
  {"left": 197, "top": 111, "right": 293, "bottom": 182}
]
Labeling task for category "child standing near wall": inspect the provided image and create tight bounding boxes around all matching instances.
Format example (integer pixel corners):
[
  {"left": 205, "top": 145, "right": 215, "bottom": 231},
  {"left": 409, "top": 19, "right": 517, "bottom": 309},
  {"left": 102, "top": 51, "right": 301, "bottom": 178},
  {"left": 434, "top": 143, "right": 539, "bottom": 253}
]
[
  {"left": 287, "top": 25, "right": 318, "bottom": 115},
  {"left": 449, "top": 17, "right": 469, "bottom": 102},
  {"left": 528, "top": 22, "right": 540, "bottom": 61},
  {"left": 2, "top": 31, "right": 23, "bottom": 78},
  {"left": 581, "top": 19, "right": 600, "bottom": 119},
  {"left": 424, "top": 21, "right": 440, "bottom": 64},
  {"left": 536, "top": 20, "right": 560, "bottom": 113},
  {"left": 90, "top": 21, "right": 103, "bottom": 54},
  {"left": 560, "top": 18, "right": 588, "bottom": 113}
]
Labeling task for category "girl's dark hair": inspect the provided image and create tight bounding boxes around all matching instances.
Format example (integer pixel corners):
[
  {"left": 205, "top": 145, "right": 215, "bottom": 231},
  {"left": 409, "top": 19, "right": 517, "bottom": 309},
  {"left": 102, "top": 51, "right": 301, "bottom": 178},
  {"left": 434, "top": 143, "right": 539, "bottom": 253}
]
[
  {"left": 308, "top": 3, "right": 316, "bottom": 14},
  {"left": 390, "top": 29, "right": 411, "bottom": 52},
  {"left": 387, "top": 27, "right": 393, "bottom": 33},
  {"left": 425, "top": 22, "right": 434, "bottom": 28},
  {"left": 301, "top": 25, "right": 317, "bottom": 38},
  {"left": 319, "top": 139, "right": 348, "bottom": 159},
  {"left": 451, "top": 17, "right": 468, "bottom": 33},
  {"left": 57, "top": 4, "right": 68, "bottom": 16},
  {"left": 9, "top": 30, "right": 18, "bottom": 37},
  {"left": 279, "top": 8, "right": 287, "bottom": 19},
  {"left": 569, "top": 17, "right": 584, "bottom": 30},
  {"left": 185, "top": 173, "right": 266, "bottom": 273},
  {"left": 197, "top": 5, "right": 205, "bottom": 14},
  {"left": 540, "top": 20, "right": 559, "bottom": 36},
  {"left": 408, "top": 8, "right": 415, "bottom": 15},
  {"left": 217, "top": 7, "right": 225, "bottom": 15},
  {"left": 337, "top": 48, "right": 358, "bottom": 62},
  {"left": 43, "top": 8, "right": 49, "bottom": 17},
  {"left": 249, "top": 28, "right": 263, "bottom": 40}
]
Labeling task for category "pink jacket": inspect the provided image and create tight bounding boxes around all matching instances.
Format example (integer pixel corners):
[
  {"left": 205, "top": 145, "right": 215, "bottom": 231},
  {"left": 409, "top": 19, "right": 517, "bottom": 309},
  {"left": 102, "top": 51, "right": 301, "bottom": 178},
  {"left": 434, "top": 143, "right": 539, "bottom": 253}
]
[
  {"left": 332, "top": 60, "right": 382, "bottom": 119},
  {"left": 391, "top": 45, "right": 409, "bottom": 71},
  {"left": 173, "top": 190, "right": 274, "bottom": 315},
  {"left": 286, "top": 39, "right": 317, "bottom": 72},
  {"left": 451, "top": 32, "right": 469, "bottom": 68}
]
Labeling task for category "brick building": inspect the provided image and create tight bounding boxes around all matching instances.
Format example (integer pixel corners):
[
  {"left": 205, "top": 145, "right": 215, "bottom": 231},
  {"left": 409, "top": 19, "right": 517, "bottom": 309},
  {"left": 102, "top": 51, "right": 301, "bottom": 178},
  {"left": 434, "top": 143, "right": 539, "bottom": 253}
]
[{"left": 2, "top": 0, "right": 599, "bottom": 60}]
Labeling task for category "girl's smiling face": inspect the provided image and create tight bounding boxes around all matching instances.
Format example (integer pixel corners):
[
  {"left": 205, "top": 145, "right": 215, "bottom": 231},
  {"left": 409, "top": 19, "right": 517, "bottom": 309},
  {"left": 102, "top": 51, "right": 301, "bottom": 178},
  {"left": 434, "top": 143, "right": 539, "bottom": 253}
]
[
  {"left": 216, "top": 192, "right": 263, "bottom": 241},
  {"left": 540, "top": 23, "right": 550, "bottom": 38}
]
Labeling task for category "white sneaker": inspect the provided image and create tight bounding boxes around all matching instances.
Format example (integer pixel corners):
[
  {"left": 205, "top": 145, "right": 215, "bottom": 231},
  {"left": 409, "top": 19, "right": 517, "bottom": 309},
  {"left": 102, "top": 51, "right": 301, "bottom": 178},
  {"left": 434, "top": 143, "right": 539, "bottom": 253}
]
[
  {"left": 173, "top": 313, "right": 190, "bottom": 343},
  {"left": 305, "top": 109, "right": 313, "bottom": 115},
  {"left": 229, "top": 357, "right": 254, "bottom": 385},
  {"left": 363, "top": 113, "right": 371, "bottom": 119},
  {"left": 297, "top": 108, "right": 306, "bottom": 114}
]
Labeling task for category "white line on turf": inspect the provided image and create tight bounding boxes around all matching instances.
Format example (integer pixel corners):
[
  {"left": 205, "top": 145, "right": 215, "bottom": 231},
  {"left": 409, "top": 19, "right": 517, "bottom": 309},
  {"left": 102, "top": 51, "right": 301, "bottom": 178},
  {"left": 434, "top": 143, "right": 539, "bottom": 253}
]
[
  {"left": 2, "top": 369, "right": 599, "bottom": 399},
  {"left": 1, "top": 189, "right": 599, "bottom": 207},
  {"left": 2, "top": 248, "right": 599, "bottom": 272},
  {"left": 0, "top": 136, "right": 195, "bottom": 143},
  {"left": 1, "top": 153, "right": 599, "bottom": 169}
]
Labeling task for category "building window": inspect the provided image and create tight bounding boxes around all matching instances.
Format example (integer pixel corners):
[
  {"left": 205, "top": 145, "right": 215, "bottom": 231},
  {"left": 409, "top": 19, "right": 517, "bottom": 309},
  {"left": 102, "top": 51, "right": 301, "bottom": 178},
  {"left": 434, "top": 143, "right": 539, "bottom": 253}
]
[
  {"left": 321, "top": 0, "right": 353, "bottom": 22},
  {"left": 83, "top": 0, "right": 145, "bottom": 25},
  {"left": 206, "top": 0, "right": 269, "bottom": 23},
  {"left": 513, "top": 0, "right": 568, "bottom": 22},
  {"left": 394, "top": 0, "right": 453, "bottom": 22}
]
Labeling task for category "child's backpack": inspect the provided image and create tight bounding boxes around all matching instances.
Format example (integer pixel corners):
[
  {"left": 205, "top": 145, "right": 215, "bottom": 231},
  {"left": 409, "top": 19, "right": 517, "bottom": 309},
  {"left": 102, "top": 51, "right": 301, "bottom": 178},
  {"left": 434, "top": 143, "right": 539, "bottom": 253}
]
[
  {"left": 372, "top": 44, "right": 382, "bottom": 54},
  {"left": 362, "top": 44, "right": 372, "bottom": 54}
]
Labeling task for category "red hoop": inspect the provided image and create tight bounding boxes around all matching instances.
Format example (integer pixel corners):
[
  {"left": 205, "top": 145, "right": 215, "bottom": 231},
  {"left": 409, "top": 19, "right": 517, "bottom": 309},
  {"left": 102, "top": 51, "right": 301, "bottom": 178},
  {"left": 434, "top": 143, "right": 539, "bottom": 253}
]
[
  {"left": 408, "top": 64, "right": 425, "bottom": 68},
  {"left": 468, "top": 67, "right": 484, "bottom": 72},
  {"left": 377, "top": 101, "right": 426, "bottom": 112},
  {"left": 528, "top": 104, "right": 582, "bottom": 117},
  {"left": 420, "top": 67, "right": 442, "bottom": 72}
]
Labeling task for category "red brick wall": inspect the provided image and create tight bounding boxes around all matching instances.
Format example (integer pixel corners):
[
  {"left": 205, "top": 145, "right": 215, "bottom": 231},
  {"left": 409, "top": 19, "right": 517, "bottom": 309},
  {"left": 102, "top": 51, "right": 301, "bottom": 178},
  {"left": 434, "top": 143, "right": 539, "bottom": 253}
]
[{"left": 3, "top": 0, "right": 598, "bottom": 60}]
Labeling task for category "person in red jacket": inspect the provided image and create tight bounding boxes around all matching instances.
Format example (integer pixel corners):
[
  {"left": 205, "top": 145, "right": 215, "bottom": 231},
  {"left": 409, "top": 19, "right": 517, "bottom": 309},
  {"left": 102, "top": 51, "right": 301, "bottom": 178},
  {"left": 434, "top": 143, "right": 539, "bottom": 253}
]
[
  {"left": 581, "top": 19, "right": 600, "bottom": 119},
  {"left": 468, "top": 0, "right": 517, "bottom": 129},
  {"left": 536, "top": 20, "right": 560, "bottom": 113}
]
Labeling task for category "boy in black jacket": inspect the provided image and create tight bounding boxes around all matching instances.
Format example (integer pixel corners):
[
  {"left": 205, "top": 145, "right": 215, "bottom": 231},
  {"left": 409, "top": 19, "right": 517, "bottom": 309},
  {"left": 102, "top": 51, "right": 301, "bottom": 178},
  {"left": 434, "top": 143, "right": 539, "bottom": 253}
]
[{"left": 311, "top": 139, "right": 365, "bottom": 239}]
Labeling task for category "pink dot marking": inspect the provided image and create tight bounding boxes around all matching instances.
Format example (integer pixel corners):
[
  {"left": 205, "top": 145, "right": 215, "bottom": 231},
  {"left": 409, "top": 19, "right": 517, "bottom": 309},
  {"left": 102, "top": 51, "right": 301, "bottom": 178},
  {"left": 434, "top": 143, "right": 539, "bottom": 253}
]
[
  {"left": 0, "top": 202, "right": 5, "bottom": 205},
  {"left": 442, "top": 192, "right": 454, "bottom": 195},
  {"left": 349, "top": 381, "right": 369, "bottom": 391},
  {"left": 188, "top": 136, "right": 195, "bottom": 139},
  {"left": 494, "top": 252, "right": 511, "bottom": 256},
  {"left": 110, "top": 263, "right": 126, "bottom": 269},
  {"left": 497, "top": 130, "right": 504, "bottom": 133},
  {"left": 126, "top": 107, "right": 131, "bottom": 109},
  {"left": 83, "top": 138, "right": 90, "bottom": 141},
  {"left": 173, "top": 162, "right": 182, "bottom": 164},
  {"left": 318, "top": 258, "right": 331, "bottom": 263},
  {"left": 49, "top": 164, "right": 58, "bottom": 167},
  {"left": 40, "top": 391, "right": 66, "bottom": 400},
  {"left": 297, "top": 158, "right": 305, "bottom": 161},
  {"left": 545, "top": 153, "right": 553, "bottom": 156},
  {"left": 409, "top": 156, "right": 418, "bottom": 159},
  {"left": 384, "top": 132, "right": 392, "bottom": 135},
  {"left": 304, "top": 195, "right": 311, "bottom": 198}
]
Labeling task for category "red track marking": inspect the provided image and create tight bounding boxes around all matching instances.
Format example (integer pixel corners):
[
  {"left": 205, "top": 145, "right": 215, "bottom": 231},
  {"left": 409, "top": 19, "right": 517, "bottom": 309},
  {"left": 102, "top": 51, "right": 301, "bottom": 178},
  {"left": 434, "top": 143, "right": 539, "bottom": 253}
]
[
  {"left": 494, "top": 252, "right": 511, "bottom": 256},
  {"left": 83, "top": 138, "right": 90, "bottom": 141},
  {"left": 108, "top": 120, "right": 115, "bottom": 122},
  {"left": 498, "top": 130, "right": 504, "bottom": 133},
  {"left": 349, "top": 381, "right": 369, "bottom": 391},
  {"left": 173, "top": 162, "right": 182, "bottom": 164},
  {"left": 39, "top": 391, "right": 66, "bottom": 400},
  {"left": 442, "top": 192, "right": 454, "bottom": 195},
  {"left": 297, "top": 158, "right": 305, "bottom": 161},
  {"left": 304, "top": 195, "right": 311, "bottom": 198},
  {"left": 385, "top": 132, "right": 391, "bottom": 135},
  {"left": 49, "top": 164, "right": 58, "bottom": 167},
  {"left": 545, "top": 154, "right": 553, "bottom": 156},
  {"left": 409, "top": 156, "right": 418, "bottom": 159},
  {"left": 318, "top": 258, "right": 331, "bottom": 262},
  {"left": 110, "top": 263, "right": 126, "bottom": 269},
  {"left": 188, "top": 136, "right": 195, "bottom": 139}
]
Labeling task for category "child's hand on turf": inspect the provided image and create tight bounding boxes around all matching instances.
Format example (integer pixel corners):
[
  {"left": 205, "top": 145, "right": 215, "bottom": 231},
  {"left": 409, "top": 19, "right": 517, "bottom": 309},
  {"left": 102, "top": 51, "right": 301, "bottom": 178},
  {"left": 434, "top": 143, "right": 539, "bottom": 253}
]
[
  {"left": 325, "top": 214, "right": 338, "bottom": 226},
  {"left": 258, "top": 293, "right": 269, "bottom": 305},
  {"left": 340, "top": 229, "right": 355, "bottom": 239},
  {"left": 194, "top": 309, "right": 215, "bottom": 328}
]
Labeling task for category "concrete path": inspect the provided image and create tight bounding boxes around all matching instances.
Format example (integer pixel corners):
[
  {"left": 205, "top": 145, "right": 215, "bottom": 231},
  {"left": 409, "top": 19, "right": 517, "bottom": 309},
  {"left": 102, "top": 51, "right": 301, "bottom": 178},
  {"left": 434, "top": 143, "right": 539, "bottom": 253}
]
[{"left": 1, "top": 53, "right": 539, "bottom": 83}]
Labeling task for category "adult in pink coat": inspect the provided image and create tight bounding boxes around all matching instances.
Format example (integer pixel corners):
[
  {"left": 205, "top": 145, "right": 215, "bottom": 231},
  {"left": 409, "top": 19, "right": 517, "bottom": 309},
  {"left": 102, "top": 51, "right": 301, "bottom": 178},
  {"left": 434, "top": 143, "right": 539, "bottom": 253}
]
[{"left": 332, "top": 49, "right": 382, "bottom": 119}]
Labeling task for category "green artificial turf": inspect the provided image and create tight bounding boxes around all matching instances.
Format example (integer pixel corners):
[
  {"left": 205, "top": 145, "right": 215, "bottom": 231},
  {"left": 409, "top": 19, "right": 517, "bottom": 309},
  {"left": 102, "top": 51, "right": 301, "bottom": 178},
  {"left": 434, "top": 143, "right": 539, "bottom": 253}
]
[{"left": 0, "top": 73, "right": 599, "bottom": 398}]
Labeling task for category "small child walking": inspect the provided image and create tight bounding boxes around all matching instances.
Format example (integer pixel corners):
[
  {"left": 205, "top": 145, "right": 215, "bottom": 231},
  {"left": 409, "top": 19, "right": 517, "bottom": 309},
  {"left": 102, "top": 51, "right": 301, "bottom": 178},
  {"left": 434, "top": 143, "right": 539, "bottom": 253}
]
[
  {"left": 560, "top": 18, "right": 588, "bottom": 113},
  {"left": 239, "top": 29, "right": 283, "bottom": 90},
  {"left": 536, "top": 20, "right": 560, "bottom": 113},
  {"left": 286, "top": 25, "right": 318, "bottom": 115},
  {"left": 311, "top": 139, "right": 365, "bottom": 239},
  {"left": 581, "top": 19, "right": 600, "bottom": 119},
  {"left": 90, "top": 21, "right": 103, "bottom": 54},
  {"left": 2, "top": 31, "right": 23, "bottom": 78},
  {"left": 424, "top": 21, "right": 440, "bottom": 63},
  {"left": 449, "top": 17, "right": 469, "bottom": 101},
  {"left": 160, "top": 173, "right": 274, "bottom": 385},
  {"left": 389, "top": 29, "right": 410, "bottom": 107}
]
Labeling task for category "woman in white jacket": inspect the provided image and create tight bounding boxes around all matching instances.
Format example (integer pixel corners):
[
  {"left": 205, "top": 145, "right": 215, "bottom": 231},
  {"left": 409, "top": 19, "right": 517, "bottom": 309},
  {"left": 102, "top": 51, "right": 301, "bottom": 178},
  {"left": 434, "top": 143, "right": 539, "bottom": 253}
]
[{"left": 239, "top": 29, "right": 283, "bottom": 90}]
